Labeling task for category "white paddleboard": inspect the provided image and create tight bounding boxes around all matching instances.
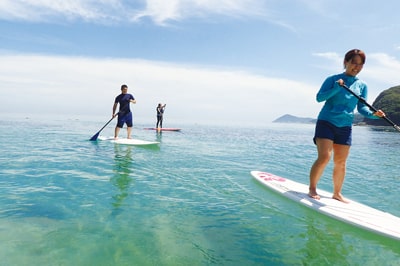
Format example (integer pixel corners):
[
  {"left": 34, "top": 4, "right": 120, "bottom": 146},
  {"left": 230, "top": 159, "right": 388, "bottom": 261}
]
[
  {"left": 98, "top": 136, "right": 159, "bottom": 146},
  {"left": 251, "top": 171, "right": 400, "bottom": 241}
]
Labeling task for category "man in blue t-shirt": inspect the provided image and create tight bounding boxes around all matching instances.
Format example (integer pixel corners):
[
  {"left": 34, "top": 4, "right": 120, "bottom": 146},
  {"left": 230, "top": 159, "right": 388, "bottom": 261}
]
[{"left": 112, "top": 84, "right": 136, "bottom": 139}]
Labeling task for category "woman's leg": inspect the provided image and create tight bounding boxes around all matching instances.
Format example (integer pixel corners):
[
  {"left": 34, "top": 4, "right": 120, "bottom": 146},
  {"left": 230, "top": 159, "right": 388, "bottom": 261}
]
[
  {"left": 309, "top": 138, "right": 333, "bottom": 199},
  {"left": 331, "top": 144, "right": 351, "bottom": 202}
]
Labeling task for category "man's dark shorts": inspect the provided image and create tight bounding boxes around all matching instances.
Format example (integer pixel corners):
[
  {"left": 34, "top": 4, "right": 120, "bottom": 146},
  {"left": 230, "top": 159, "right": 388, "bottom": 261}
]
[
  {"left": 313, "top": 120, "right": 352, "bottom": 146},
  {"left": 117, "top": 112, "right": 133, "bottom": 128}
]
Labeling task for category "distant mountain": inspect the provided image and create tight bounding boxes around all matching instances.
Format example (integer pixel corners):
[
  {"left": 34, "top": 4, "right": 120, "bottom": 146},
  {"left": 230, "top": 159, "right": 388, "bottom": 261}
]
[
  {"left": 273, "top": 114, "right": 316, "bottom": 124},
  {"left": 273, "top": 113, "right": 370, "bottom": 125}
]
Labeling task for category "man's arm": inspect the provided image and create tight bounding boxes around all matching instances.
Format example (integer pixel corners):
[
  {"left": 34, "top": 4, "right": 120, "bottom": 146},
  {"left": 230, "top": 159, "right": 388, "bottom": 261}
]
[{"left": 112, "top": 102, "right": 118, "bottom": 117}]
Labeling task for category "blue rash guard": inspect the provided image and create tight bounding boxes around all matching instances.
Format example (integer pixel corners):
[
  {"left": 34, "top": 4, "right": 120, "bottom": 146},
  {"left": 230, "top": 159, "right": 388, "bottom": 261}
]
[
  {"left": 316, "top": 73, "right": 379, "bottom": 127},
  {"left": 115, "top": 93, "right": 134, "bottom": 115}
]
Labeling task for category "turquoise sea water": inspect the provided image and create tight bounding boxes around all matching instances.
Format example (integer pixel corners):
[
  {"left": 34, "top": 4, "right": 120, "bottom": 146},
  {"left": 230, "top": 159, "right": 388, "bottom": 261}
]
[{"left": 0, "top": 115, "right": 399, "bottom": 265}]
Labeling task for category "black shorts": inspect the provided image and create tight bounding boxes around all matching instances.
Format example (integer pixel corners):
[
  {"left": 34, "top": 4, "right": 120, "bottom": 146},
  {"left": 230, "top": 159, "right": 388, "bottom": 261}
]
[{"left": 313, "top": 120, "right": 352, "bottom": 146}]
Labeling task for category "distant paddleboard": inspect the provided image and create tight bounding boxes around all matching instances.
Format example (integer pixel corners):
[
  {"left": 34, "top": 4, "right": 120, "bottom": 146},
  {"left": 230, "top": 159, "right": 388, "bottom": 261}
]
[
  {"left": 144, "top": 128, "right": 181, "bottom": 132},
  {"left": 98, "top": 136, "right": 159, "bottom": 146},
  {"left": 251, "top": 171, "right": 400, "bottom": 241}
]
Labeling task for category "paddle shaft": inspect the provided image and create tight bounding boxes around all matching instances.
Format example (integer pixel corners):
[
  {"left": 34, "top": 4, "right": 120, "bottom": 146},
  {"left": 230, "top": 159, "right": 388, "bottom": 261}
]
[
  {"left": 340, "top": 84, "right": 400, "bottom": 132},
  {"left": 90, "top": 114, "right": 118, "bottom": 141}
]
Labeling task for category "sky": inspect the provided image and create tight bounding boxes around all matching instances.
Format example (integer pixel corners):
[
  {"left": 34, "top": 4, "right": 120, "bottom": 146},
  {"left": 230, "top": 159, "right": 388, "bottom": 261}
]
[{"left": 1, "top": 0, "right": 400, "bottom": 126}]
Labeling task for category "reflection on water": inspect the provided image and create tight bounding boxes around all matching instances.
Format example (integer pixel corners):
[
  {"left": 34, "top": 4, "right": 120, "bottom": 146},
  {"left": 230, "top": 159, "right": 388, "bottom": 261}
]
[
  {"left": 156, "top": 130, "right": 162, "bottom": 142},
  {"left": 300, "top": 213, "right": 348, "bottom": 265},
  {"left": 111, "top": 144, "right": 134, "bottom": 209},
  {"left": 299, "top": 208, "right": 400, "bottom": 264},
  {"left": 366, "top": 125, "right": 399, "bottom": 133}
]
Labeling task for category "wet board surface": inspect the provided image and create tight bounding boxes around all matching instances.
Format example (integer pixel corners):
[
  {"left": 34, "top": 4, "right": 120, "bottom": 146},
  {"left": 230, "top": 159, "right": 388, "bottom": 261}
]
[{"left": 251, "top": 171, "right": 400, "bottom": 241}]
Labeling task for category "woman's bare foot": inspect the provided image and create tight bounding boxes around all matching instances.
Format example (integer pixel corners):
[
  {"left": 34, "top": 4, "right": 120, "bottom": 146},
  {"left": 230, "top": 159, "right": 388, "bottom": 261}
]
[
  {"left": 308, "top": 189, "right": 320, "bottom": 200},
  {"left": 332, "top": 193, "right": 349, "bottom": 203}
]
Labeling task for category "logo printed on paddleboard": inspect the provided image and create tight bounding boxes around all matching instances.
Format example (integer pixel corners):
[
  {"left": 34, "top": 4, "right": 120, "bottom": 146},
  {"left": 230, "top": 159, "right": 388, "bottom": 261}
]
[{"left": 259, "top": 172, "right": 286, "bottom": 182}]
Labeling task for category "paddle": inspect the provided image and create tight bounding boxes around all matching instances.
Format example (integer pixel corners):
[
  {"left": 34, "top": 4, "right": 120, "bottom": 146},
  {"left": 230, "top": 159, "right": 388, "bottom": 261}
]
[
  {"left": 340, "top": 84, "right": 400, "bottom": 132},
  {"left": 90, "top": 113, "right": 118, "bottom": 141}
]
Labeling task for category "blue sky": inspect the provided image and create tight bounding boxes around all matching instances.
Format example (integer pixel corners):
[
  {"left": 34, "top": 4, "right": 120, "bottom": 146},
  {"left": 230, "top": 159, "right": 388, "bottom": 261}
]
[{"left": 1, "top": 0, "right": 400, "bottom": 126}]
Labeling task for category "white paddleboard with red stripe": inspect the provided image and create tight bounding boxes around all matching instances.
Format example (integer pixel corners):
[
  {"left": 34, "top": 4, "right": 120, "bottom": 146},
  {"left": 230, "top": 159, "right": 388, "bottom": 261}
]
[
  {"left": 251, "top": 171, "right": 400, "bottom": 241},
  {"left": 98, "top": 136, "right": 159, "bottom": 146}
]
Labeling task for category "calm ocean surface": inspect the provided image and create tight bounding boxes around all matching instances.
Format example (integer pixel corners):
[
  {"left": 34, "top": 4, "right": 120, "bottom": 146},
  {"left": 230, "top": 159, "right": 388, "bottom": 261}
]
[{"left": 0, "top": 115, "right": 399, "bottom": 265}]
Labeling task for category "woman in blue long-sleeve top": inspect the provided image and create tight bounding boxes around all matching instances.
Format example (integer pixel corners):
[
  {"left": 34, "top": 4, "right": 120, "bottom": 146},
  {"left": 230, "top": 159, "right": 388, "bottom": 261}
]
[{"left": 308, "top": 49, "right": 385, "bottom": 203}]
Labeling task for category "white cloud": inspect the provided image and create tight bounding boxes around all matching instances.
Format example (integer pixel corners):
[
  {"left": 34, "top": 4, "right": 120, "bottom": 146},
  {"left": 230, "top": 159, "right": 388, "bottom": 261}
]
[
  {"left": 0, "top": 0, "right": 124, "bottom": 22},
  {"left": 1, "top": 51, "right": 398, "bottom": 126},
  {"left": 132, "top": 0, "right": 182, "bottom": 25},
  {"left": 0, "top": 0, "right": 268, "bottom": 25},
  {"left": 132, "top": 0, "right": 268, "bottom": 25},
  {"left": 364, "top": 53, "right": 400, "bottom": 90},
  {"left": 0, "top": 53, "right": 318, "bottom": 126},
  {"left": 312, "top": 52, "right": 341, "bottom": 65}
]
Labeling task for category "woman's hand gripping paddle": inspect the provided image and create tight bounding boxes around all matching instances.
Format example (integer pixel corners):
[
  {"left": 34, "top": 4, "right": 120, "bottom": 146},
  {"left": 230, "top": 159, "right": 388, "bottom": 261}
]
[{"left": 340, "top": 84, "right": 400, "bottom": 132}]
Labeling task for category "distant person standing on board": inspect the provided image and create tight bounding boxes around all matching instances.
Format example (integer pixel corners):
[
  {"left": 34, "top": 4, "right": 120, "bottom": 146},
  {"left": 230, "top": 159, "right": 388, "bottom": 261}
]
[
  {"left": 156, "top": 103, "right": 166, "bottom": 129},
  {"left": 308, "top": 49, "right": 385, "bottom": 203},
  {"left": 112, "top": 84, "right": 136, "bottom": 139}
]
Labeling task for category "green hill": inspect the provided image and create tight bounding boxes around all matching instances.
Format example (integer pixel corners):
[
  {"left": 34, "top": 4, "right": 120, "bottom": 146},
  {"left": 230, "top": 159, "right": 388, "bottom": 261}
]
[{"left": 364, "top": 85, "right": 400, "bottom": 126}]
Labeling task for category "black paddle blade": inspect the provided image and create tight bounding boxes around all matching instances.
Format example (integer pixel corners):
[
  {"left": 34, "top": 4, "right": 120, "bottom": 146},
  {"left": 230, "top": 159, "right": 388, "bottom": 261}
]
[{"left": 89, "top": 132, "right": 100, "bottom": 141}]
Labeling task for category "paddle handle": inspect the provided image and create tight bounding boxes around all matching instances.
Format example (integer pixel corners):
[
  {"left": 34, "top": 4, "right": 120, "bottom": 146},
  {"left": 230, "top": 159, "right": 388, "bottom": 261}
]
[{"left": 340, "top": 84, "right": 400, "bottom": 132}]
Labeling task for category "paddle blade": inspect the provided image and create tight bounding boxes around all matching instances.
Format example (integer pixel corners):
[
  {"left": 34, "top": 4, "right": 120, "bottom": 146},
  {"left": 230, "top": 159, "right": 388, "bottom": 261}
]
[
  {"left": 90, "top": 114, "right": 117, "bottom": 141},
  {"left": 90, "top": 132, "right": 100, "bottom": 141}
]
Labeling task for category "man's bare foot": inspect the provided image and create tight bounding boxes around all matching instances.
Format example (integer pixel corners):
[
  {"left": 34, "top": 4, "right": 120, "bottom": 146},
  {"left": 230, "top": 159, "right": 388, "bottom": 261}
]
[
  {"left": 332, "top": 193, "right": 349, "bottom": 203},
  {"left": 308, "top": 189, "right": 320, "bottom": 200}
]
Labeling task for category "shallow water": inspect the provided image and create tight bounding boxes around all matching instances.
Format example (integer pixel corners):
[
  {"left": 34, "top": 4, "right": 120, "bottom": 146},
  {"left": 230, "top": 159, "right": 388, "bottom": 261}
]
[{"left": 0, "top": 115, "right": 399, "bottom": 265}]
